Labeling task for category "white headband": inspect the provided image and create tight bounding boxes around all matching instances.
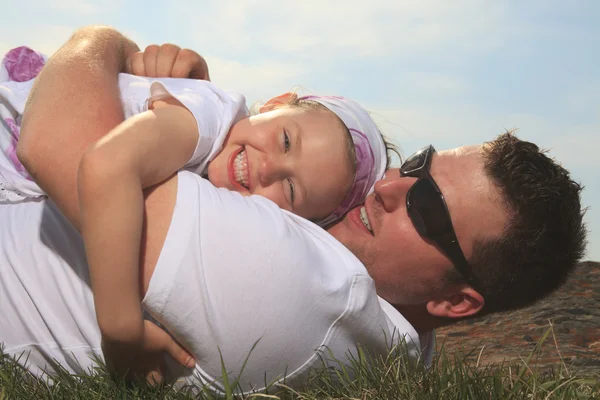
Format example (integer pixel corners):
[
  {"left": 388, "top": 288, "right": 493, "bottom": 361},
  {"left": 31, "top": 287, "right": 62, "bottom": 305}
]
[{"left": 299, "top": 95, "right": 387, "bottom": 227}]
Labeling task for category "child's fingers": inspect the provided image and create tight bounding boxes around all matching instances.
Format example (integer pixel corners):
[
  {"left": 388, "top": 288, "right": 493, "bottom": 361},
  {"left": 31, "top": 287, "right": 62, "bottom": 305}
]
[
  {"left": 146, "top": 369, "right": 164, "bottom": 386},
  {"left": 144, "top": 321, "right": 195, "bottom": 368},
  {"left": 165, "top": 338, "right": 196, "bottom": 368}
]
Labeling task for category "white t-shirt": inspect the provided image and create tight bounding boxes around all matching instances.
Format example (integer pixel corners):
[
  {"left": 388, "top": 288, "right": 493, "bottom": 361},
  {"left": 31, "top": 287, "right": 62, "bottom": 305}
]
[
  {"left": 0, "top": 170, "right": 433, "bottom": 393},
  {"left": 0, "top": 73, "right": 247, "bottom": 202}
]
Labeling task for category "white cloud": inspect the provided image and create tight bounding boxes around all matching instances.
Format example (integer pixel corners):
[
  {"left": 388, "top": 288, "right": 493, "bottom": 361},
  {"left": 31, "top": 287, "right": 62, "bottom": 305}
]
[
  {"left": 358, "top": 102, "right": 600, "bottom": 208},
  {"left": 171, "top": 0, "right": 513, "bottom": 62},
  {"left": 511, "top": 117, "right": 600, "bottom": 171},
  {"left": 366, "top": 103, "right": 506, "bottom": 152},
  {"left": 205, "top": 56, "right": 306, "bottom": 102},
  {"left": 564, "top": 83, "right": 600, "bottom": 116},
  {"left": 19, "top": 0, "right": 123, "bottom": 15},
  {"left": 403, "top": 72, "right": 469, "bottom": 94},
  {"left": 0, "top": 42, "right": 12, "bottom": 59},
  {"left": 0, "top": 24, "right": 73, "bottom": 56}
]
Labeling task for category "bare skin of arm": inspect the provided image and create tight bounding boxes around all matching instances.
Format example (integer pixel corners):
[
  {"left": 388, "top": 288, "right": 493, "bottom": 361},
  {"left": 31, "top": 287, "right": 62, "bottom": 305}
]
[
  {"left": 15, "top": 29, "right": 203, "bottom": 381},
  {"left": 17, "top": 25, "right": 139, "bottom": 229},
  {"left": 78, "top": 100, "right": 198, "bottom": 375}
]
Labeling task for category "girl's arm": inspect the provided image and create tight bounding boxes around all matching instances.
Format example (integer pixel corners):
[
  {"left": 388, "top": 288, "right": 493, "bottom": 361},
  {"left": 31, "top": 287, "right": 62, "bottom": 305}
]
[{"left": 77, "top": 98, "right": 197, "bottom": 374}]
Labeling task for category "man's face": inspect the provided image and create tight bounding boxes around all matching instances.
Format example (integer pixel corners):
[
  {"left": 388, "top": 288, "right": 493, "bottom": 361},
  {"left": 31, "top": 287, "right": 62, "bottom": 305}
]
[{"left": 327, "top": 145, "right": 508, "bottom": 305}]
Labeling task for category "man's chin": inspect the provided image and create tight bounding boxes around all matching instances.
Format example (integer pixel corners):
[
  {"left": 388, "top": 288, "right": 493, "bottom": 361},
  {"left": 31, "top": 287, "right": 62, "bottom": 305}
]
[
  {"left": 325, "top": 216, "right": 364, "bottom": 260},
  {"left": 324, "top": 215, "right": 347, "bottom": 237}
]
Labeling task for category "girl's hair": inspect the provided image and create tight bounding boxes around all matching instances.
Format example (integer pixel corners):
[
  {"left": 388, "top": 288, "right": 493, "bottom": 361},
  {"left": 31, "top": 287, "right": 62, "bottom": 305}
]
[
  {"left": 287, "top": 96, "right": 358, "bottom": 183},
  {"left": 284, "top": 96, "right": 401, "bottom": 177},
  {"left": 287, "top": 96, "right": 400, "bottom": 169},
  {"left": 250, "top": 98, "right": 359, "bottom": 177}
]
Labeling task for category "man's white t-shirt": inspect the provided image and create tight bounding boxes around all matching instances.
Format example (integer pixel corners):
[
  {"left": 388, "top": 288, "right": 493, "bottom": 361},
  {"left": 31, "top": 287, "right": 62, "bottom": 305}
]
[
  {"left": 0, "top": 170, "right": 432, "bottom": 393},
  {"left": 0, "top": 74, "right": 247, "bottom": 202}
]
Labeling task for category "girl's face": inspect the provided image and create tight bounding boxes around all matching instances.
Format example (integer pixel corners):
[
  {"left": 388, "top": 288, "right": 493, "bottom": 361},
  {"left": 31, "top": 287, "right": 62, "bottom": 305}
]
[{"left": 208, "top": 105, "right": 354, "bottom": 221}]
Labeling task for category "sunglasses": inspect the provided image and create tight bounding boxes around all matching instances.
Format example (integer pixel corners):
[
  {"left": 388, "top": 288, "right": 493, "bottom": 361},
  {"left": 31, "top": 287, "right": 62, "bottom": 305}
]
[{"left": 400, "top": 145, "right": 476, "bottom": 287}]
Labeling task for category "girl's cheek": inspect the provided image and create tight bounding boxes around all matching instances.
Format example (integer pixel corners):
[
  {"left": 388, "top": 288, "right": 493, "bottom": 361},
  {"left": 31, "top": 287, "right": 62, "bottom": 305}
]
[
  {"left": 256, "top": 187, "right": 285, "bottom": 209},
  {"left": 255, "top": 128, "right": 277, "bottom": 151}
]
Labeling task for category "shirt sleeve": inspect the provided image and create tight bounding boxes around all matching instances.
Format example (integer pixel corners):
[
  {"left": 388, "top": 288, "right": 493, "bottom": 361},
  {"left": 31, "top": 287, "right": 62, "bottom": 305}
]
[{"left": 147, "top": 80, "right": 248, "bottom": 175}]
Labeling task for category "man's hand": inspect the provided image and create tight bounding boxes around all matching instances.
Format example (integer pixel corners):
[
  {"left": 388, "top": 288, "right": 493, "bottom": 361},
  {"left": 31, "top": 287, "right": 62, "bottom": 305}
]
[
  {"left": 125, "top": 44, "right": 210, "bottom": 80},
  {"left": 102, "top": 320, "right": 195, "bottom": 384}
]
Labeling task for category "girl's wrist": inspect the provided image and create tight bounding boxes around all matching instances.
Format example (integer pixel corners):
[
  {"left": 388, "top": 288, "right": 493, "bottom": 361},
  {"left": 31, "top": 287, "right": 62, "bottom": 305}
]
[{"left": 97, "top": 306, "right": 144, "bottom": 344}]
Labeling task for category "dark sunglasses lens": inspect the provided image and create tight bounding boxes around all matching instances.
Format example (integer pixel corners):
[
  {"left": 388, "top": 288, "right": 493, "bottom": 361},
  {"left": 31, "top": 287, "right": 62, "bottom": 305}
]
[
  {"left": 401, "top": 147, "right": 429, "bottom": 175},
  {"left": 408, "top": 179, "right": 452, "bottom": 237}
]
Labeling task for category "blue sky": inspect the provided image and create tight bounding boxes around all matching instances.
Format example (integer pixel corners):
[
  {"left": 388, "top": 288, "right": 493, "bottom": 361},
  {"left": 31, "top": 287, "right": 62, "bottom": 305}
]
[{"left": 3, "top": 0, "right": 599, "bottom": 260}]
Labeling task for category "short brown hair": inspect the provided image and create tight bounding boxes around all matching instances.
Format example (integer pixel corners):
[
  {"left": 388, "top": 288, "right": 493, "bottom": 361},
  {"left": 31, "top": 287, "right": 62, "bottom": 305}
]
[{"left": 459, "top": 131, "right": 587, "bottom": 315}]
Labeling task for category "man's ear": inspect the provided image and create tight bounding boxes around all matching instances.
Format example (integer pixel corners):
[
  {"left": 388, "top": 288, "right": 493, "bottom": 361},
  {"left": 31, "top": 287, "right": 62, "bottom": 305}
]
[
  {"left": 425, "top": 286, "right": 484, "bottom": 319},
  {"left": 258, "top": 92, "right": 297, "bottom": 113}
]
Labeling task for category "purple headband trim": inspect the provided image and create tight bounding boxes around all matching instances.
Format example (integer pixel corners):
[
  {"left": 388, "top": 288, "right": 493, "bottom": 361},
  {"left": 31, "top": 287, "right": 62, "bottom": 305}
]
[
  {"left": 298, "top": 95, "right": 377, "bottom": 226},
  {"left": 300, "top": 95, "right": 344, "bottom": 101},
  {"left": 325, "top": 128, "right": 375, "bottom": 223}
]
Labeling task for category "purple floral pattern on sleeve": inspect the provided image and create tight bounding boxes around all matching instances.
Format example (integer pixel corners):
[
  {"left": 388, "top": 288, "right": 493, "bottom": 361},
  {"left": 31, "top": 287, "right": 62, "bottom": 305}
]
[
  {"left": 2, "top": 117, "right": 31, "bottom": 180},
  {"left": 1, "top": 46, "right": 46, "bottom": 181},
  {"left": 3, "top": 46, "right": 46, "bottom": 82}
]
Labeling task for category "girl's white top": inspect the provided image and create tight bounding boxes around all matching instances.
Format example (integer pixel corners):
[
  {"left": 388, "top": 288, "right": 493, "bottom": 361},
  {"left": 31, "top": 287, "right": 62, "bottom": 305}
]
[{"left": 0, "top": 74, "right": 247, "bottom": 203}]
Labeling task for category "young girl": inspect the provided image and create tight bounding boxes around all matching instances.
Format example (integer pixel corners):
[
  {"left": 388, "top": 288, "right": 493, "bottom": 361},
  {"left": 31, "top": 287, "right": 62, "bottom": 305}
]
[
  {"left": 1, "top": 48, "right": 387, "bottom": 226},
  {"left": 1, "top": 46, "right": 389, "bottom": 372}
]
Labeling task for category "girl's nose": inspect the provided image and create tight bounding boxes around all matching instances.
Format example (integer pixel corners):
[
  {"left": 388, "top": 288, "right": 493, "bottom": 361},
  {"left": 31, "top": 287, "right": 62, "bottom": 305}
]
[{"left": 257, "top": 155, "right": 285, "bottom": 186}]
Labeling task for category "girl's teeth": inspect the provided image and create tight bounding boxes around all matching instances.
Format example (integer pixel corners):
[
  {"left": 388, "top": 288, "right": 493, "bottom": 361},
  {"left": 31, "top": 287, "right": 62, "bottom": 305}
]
[{"left": 234, "top": 149, "right": 249, "bottom": 188}]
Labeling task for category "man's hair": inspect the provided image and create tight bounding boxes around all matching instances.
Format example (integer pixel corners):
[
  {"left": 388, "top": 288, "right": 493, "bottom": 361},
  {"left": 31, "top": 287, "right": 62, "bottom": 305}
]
[{"left": 464, "top": 131, "right": 587, "bottom": 315}]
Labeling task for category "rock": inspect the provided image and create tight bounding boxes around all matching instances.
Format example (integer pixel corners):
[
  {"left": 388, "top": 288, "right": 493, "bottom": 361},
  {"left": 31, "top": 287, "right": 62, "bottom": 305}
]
[{"left": 437, "top": 261, "right": 600, "bottom": 376}]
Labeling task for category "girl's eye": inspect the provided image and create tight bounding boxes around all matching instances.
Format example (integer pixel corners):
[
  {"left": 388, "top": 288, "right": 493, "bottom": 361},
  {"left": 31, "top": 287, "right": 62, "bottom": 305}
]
[
  {"left": 284, "top": 130, "right": 290, "bottom": 153},
  {"left": 287, "top": 178, "right": 295, "bottom": 205}
]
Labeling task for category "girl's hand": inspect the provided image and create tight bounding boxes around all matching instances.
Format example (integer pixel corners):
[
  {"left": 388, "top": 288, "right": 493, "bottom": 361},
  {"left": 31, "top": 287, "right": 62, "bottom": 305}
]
[
  {"left": 102, "top": 320, "right": 195, "bottom": 384},
  {"left": 125, "top": 43, "right": 210, "bottom": 81}
]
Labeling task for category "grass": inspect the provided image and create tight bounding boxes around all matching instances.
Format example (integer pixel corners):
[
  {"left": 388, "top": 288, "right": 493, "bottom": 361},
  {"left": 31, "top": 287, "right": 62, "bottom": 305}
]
[{"left": 1, "top": 328, "right": 599, "bottom": 399}]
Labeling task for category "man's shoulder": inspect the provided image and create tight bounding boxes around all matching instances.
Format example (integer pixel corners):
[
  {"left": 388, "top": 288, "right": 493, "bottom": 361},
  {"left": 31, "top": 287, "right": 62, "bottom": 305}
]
[
  {"left": 163, "top": 170, "right": 375, "bottom": 303},
  {"left": 180, "top": 172, "right": 354, "bottom": 251},
  {"left": 148, "top": 172, "right": 397, "bottom": 390}
]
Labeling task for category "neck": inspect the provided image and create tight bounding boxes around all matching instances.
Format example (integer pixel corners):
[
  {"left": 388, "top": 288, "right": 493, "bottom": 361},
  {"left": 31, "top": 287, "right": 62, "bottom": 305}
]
[{"left": 394, "top": 304, "right": 451, "bottom": 335}]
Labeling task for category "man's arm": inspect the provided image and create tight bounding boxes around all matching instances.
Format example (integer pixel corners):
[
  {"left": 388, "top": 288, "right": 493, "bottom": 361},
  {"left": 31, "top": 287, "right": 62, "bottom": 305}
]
[{"left": 17, "top": 25, "right": 139, "bottom": 229}]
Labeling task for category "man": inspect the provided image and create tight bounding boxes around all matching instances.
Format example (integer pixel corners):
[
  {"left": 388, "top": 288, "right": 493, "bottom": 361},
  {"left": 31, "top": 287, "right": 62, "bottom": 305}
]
[{"left": 2, "top": 26, "right": 586, "bottom": 392}]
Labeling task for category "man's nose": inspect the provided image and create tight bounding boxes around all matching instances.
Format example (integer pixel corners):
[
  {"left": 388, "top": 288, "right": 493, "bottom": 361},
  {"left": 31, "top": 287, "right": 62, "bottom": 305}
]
[
  {"left": 373, "top": 175, "right": 417, "bottom": 212},
  {"left": 257, "top": 155, "right": 285, "bottom": 186}
]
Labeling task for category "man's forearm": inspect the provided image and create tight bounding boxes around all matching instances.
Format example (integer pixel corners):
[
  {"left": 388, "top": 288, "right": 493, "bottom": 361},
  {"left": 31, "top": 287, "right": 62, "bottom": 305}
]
[{"left": 17, "top": 25, "right": 139, "bottom": 229}]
